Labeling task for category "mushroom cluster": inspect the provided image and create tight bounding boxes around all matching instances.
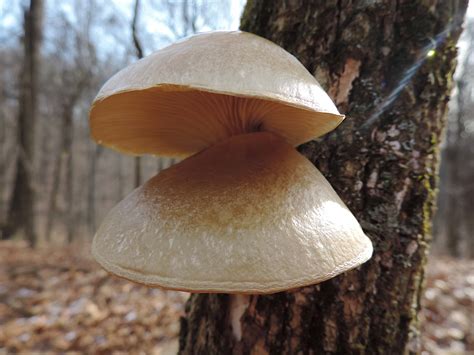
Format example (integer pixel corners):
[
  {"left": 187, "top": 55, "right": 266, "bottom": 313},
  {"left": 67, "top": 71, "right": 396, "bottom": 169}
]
[{"left": 90, "top": 31, "right": 372, "bottom": 294}]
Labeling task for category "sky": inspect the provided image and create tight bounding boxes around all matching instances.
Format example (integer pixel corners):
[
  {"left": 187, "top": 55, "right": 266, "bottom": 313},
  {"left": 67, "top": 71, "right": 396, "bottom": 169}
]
[
  {"left": 0, "top": 0, "right": 472, "bottom": 59},
  {"left": 0, "top": 0, "right": 245, "bottom": 49},
  {"left": 1, "top": 0, "right": 473, "bottom": 24},
  {"left": 1, "top": 0, "right": 472, "bottom": 41}
]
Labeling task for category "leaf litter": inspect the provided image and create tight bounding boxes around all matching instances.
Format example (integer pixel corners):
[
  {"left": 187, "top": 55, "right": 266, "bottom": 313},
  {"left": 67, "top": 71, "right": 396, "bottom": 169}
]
[{"left": 0, "top": 241, "right": 472, "bottom": 354}]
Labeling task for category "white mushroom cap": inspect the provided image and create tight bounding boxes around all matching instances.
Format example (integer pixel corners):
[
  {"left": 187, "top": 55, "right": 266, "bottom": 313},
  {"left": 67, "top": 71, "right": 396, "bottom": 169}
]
[
  {"left": 90, "top": 31, "right": 344, "bottom": 157},
  {"left": 92, "top": 132, "right": 372, "bottom": 294}
]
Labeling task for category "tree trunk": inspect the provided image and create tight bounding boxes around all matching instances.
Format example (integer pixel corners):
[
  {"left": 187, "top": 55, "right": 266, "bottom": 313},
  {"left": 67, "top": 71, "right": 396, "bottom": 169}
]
[
  {"left": 132, "top": 0, "right": 144, "bottom": 188},
  {"left": 44, "top": 101, "right": 76, "bottom": 243},
  {"left": 117, "top": 155, "right": 125, "bottom": 201},
  {"left": 437, "top": 23, "right": 473, "bottom": 257},
  {"left": 157, "top": 157, "right": 164, "bottom": 173},
  {"left": 2, "top": 0, "right": 43, "bottom": 247},
  {"left": 63, "top": 106, "right": 74, "bottom": 244},
  {"left": 444, "top": 92, "right": 463, "bottom": 257},
  {"left": 0, "top": 81, "right": 7, "bottom": 229},
  {"left": 44, "top": 147, "right": 61, "bottom": 242},
  {"left": 179, "top": 1, "right": 468, "bottom": 354},
  {"left": 133, "top": 157, "right": 142, "bottom": 188},
  {"left": 87, "top": 145, "right": 102, "bottom": 237}
]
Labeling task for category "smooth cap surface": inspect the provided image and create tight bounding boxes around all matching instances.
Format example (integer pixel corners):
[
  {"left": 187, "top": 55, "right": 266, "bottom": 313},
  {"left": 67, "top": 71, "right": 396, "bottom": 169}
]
[
  {"left": 90, "top": 31, "right": 344, "bottom": 157},
  {"left": 92, "top": 132, "right": 372, "bottom": 294}
]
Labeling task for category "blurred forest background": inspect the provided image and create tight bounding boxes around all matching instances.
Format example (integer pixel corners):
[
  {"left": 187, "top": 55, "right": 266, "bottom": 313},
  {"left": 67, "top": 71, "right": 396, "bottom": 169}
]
[
  {"left": 0, "top": 0, "right": 244, "bottom": 246},
  {"left": 0, "top": 0, "right": 473, "bottom": 353},
  {"left": 0, "top": 0, "right": 472, "bottom": 255}
]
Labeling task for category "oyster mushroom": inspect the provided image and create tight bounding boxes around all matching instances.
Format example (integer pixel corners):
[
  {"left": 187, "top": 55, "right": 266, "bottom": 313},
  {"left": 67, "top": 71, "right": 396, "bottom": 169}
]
[{"left": 90, "top": 31, "right": 372, "bottom": 294}]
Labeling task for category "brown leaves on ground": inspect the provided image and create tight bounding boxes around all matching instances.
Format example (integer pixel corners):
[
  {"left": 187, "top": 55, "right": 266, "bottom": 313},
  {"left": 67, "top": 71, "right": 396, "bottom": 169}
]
[
  {"left": 420, "top": 257, "right": 474, "bottom": 354},
  {"left": 0, "top": 241, "right": 187, "bottom": 354},
  {"left": 0, "top": 241, "right": 472, "bottom": 354}
]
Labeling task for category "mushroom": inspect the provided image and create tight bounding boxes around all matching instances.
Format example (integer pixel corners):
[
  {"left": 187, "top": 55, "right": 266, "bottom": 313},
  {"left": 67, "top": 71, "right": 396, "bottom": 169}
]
[{"left": 90, "top": 31, "right": 373, "bottom": 294}]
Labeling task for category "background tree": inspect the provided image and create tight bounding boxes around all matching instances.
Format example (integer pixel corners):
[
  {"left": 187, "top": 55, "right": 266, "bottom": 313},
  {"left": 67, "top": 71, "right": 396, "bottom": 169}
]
[
  {"left": 132, "top": 0, "right": 145, "bottom": 188},
  {"left": 43, "top": 4, "right": 96, "bottom": 243},
  {"left": 2, "top": 0, "right": 44, "bottom": 247},
  {"left": 434, "top": 18, "right": 474, "bottom": 258},
  {"left": 179, "top": 1, "right": 469, "bottom": 353},
  {"left": 0, "top": 0, "right": 236, "bottom": 245}
]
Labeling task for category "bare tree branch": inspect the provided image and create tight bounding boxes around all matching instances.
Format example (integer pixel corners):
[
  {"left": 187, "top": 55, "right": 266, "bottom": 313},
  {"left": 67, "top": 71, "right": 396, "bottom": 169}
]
[{"left": 132, "top": 0, "right": 144, "bottom": 59}]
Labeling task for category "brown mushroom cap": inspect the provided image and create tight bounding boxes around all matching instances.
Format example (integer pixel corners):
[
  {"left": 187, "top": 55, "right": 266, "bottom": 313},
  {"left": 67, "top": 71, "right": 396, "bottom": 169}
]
[
  {"left": 92, "top": 132, "right": 372, "bottom": 294},
  {"left": 90, "top": 31, "right": 344, "bottom": 157}
]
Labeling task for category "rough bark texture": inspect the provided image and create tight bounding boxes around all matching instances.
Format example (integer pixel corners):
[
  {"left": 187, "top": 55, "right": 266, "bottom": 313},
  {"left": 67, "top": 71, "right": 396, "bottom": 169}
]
[
  {"left": 179, "top": 1, "right": 468, "bottom": 354},
  {"left": 2, "top": 0, "right": 43, "bottom": 247}
]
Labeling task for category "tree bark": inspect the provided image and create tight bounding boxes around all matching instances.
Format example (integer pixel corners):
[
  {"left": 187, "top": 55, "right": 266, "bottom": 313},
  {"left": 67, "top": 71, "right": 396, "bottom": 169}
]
[
  {"left": 2, "top": 0, "right": 43, "bottom": 247},
  {"left": 179, "top": 1, "right": 468, "bottom": 354}
]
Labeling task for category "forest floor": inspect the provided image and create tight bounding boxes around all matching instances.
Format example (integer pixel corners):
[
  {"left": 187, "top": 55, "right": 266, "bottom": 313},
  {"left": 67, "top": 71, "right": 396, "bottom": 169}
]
[{"left": 0, "top": 241, "right": 472, "bottom": 354}]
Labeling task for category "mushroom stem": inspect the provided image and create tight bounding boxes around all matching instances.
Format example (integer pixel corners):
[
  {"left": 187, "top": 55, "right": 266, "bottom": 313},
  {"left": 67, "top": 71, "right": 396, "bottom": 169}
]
[{"left": 229, "top": 294, "right": 250, "bottom": 341}]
